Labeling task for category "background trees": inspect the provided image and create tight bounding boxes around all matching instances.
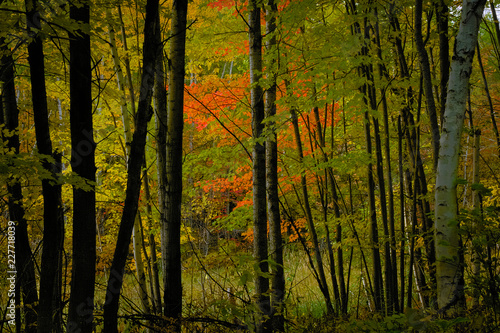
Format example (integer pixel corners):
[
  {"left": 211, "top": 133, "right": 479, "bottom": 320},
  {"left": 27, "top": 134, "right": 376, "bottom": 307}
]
[{"left": 1, "top": 0, "right": 500, "bottom": 332}]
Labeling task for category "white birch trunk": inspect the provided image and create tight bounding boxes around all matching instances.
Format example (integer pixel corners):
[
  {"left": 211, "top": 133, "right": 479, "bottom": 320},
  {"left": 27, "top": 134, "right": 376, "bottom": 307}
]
[{"left": 434, "top": 0, "right": 486, "bottom": 314}]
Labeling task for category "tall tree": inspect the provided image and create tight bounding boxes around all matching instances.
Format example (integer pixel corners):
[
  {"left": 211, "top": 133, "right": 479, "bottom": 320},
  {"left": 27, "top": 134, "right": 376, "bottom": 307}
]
[
  {"left": 373, "top": 6, "right": 398, "bottom": 312},
  {"left": 102, "top": 0, "right": 159, "bottom": 330},
  {"left": 435, "top": 0, "right": 486, "bottom": 315},
  {"left": 106, "top": 7, "right": 151, "bottom": 316},
  {"left": 288, "top": 102, "right": 333, "bottom": 314},
  {"left": 249, "top": 1, "right": 271, "bottom": 331},
  {"left": 415, "top": 0, "right": 440, "bottom": 168},
  {"left": 66, "top": 1, "right": 97, "bottom": 332},
  {"left": 265, "top": 0, "right": 284, "bottom": 330},
  {"left": 389, "top": 2, "right": 437, "bottom": 306},
  {"left": 163, "top": 0, "right": 188, "bottom": 330},
  {"left": 24, "top": 0, "right": 65, "bottom": 331},
  {"left": 152, "top": 9, "right": 166, "bottom": 314},
  {"left": 0, "top": 37, "right": 38, "bottom": 333}
]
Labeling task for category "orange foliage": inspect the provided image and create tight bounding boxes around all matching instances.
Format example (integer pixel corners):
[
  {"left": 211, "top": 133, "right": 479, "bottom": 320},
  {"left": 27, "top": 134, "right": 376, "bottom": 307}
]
[
  {"left": 241, "top": 217, "right": 308, "bottom": 244},
  {"left": 185, "top": 73, "right": 251, "bottom": 144}
]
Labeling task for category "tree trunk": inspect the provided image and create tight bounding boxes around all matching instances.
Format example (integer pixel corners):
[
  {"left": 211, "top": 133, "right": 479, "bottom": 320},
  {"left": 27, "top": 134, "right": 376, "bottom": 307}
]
[
  {"left": 106, "top": 8, "right": 132, "bottom": 142},
  {"left": 249, "top": 1, "right": 271, "bottom": 330},
  {"left": 435, "top": 0, "right": 486, "bottom": 316},
  {"left": 373, "top": 7, "right": 398, "bottom": 311},
  {"left": 435, "top": 0, "right": 450, "bottom": 124},
  {"left": 107, "top": 7, "right": 151, "bottom": 316},
  {"left": 103, "top": 0, "right": 159, "bottom": 331},
  {"left": 67, "top": 1, "right": 97, "bottom": 332},
  {"left": 162, "top": 0, "right": 187, "bottom": 330},
  {"left": 153, "top": 9, "right": 167, "bottom": 315},
  {"left": 471, "top": 129, "right": 481, "bottom": 306},
  {"left": 364, "top": 109, "right": 384, "bottom": 312},
  {"left": 265, "top": 0, "right": 285, "bottom": 330},
  {"left": 361, "top": 30, "right": 384, "bottom": 314},
  {"left": 390, "top": 5, "right": 437, "bottom": 307},
  {"left": 397, "top": 116, "right": 406, "bottom": 311},
  {"left": 25, "top": 1, "right": 65, "bottom": 331},
  {"left": 476, "top": 42, "right": 500, "bottom": 158},
  {"left": 289, "top": 105, "right": 333, "bottom": 314},
  {"left": 1, "top": 39, "right": 38, "bottom": 333},
  {"left": 133, "top": 214, "right": 151, "bottom": 315},
  {"left": 347, "top": 0, "right": 384, "bottom": 311},
  {"left": 415, "top": 0, "right": 440, "bottom": 168},
  {"left": 311, "top": 105, "right": 343, "bottom": 314},
  {"left": 488, "top": 0, "right": 500, "bottom": 157},
  {"left": 143, "top": 169, "right": 162, "bottom": 313},
  {"left": 118, "top": 5, "right": 137, "bottom": 116}
]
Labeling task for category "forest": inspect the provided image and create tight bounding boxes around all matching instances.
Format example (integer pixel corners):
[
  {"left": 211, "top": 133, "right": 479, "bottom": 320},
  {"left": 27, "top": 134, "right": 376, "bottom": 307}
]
[{"left": 1, "top": 0, "right": 500, "bottom": 332}]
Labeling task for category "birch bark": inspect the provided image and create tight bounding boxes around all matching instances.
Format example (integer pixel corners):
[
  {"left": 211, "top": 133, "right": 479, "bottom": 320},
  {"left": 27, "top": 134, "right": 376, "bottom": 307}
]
[{"left": 435, "top": 0, "right": 486, "bottom": 314}]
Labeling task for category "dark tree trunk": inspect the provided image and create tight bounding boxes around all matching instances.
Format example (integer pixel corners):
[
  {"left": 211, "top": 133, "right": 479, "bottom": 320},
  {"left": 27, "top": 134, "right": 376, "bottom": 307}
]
[
  {"left": 103, "top": 0, "right": 159, "bottom": 331},
  {"left": 25, "top": 1, "right": 65, "bottom": 331},
  {"left": 390, "top": 5, "right": 437, "bottom": 307},
  {"left": 476, "top": 42, "right": 500, "bottom": 157},
  {"left": 154, "top": 8, "right": 167, "bottom": 317},
  {"left": 346, "top": 0, "right": 384, "bottom": 311},
  {"left": 66, "top": 2, "right": 96, "bottom": 332},
  {"left": 308, "top": 106, "right": 343, "bottom": 314},
  {"left": 289, "top": 104, "right": 333, "bottom": 314},
  {"left": 435, "top": 0, "right": 449, "bottom": 124},
  {"left": 397, "top": 116, "right": 406, "bottom": 311},
  {"left": 415, "top": 0, "right": 440, "bottom": 168},
  {"left": 1, "top": 39, "right": 38, "bottom": 333},
  {"left": 335, "top": 108, "right": 348, "bottom": 314},
  {"left": 373, "top": 7, "right": 398, "bottom": 312},
  {"left": 364, "top": 110, "right": 384, "bottom": 312},
  {"left": 362, "top": 18, "right": 384, "bottom": 313},
  {"left": 249, "top": 1, "right": 271, "bottom": 331},
  {"left": 311, "top": 105, "right": 343, "bottom": 314},
  {"left": 162, "top": 0, "right": 187, "bottom": 331},
  {"left": 265, "top": 0, "right": 285, "bottom": 330},
  {"left": 143, "top": 170, "right": 162, "bottom": 313},
  {"left": 373, "top": 115, "right": 393, "bottom": 314}
]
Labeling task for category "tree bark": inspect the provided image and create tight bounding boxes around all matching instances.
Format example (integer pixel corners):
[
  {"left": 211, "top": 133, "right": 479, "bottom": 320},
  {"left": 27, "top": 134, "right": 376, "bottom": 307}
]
[
  {"left": 476, "top": 42, "right": 500, "bottom": 158},
  {"left": 143, "top": 169, "right": 162, "bottom": 313},
  {"left": 107, "top": 7, "right": 151, "bottom": 316},
  {"left": 1, "top": 38, "right": 38, "bottom": 333},
  {"left": 435, "top": 0, "right": 486, "bottom": 315},
  {"left": 471, "top": 129, "right": 481, "bottom": 306},
  {"left": 249, "top": 1, "right": 271, "bottom": 331},
  {"left": 289, "top": 105, "right": 333, "bottom": 314},
  {"left": 312, "top": 105, "right": 342, "bottom": 315},
  {"left": 435, "top": 0, "right": 450, "bottom": 124},
  {"left": 488, "top": 0, "right": 500, "bottom": 156},
  {"left": 162, "top": 0, "right": 188, "bottom": 330},
  {"left": 415, "top": 0, "right": 440, "bottom": 168},
  {"left": 25, "top": 1, "right": 65, "bottom": 331},
  {"left": 397, "top": 116, "right": 406, "bottom": 311},
  {"left": 364, "top": 109, "right": 384, "bottom": 312},
  {"left": 153, "top": 8, "right": 167, "bottom": 315},
  {"left": 373, "top": 7, "right": 398, "bottom": 312},
  {"left": 265, "top": 0, "right": 285, "bottom": 330},
  {"left": 66, "top": 2, "right": 97, "bottom": 332},
  {"left": 361, "top": 16, "right": 384, "bottom": 313},
  {"left": 346, "top": 0, "right": 384, "bottom": 311},
  {"left": 103, "top": 0, "right": 159, "bottom": 331},
  {"left": 390, "top": 4, "right": 437, "bottom": 306}
]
